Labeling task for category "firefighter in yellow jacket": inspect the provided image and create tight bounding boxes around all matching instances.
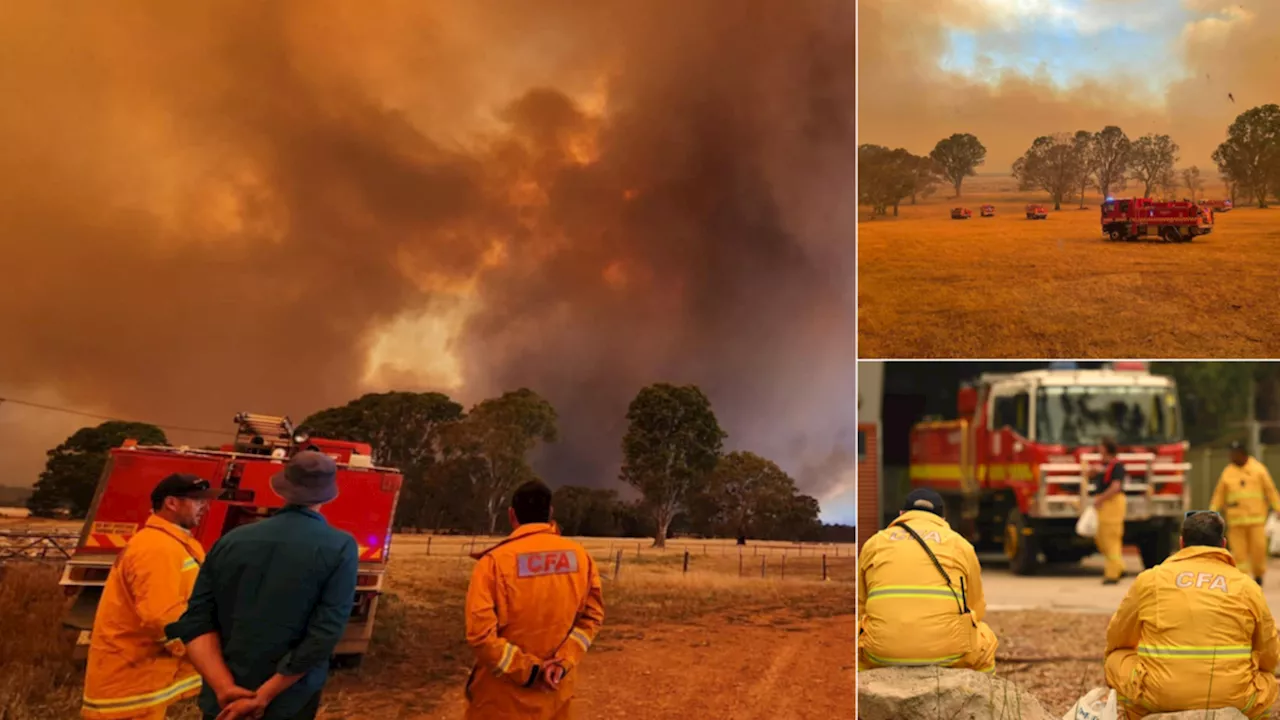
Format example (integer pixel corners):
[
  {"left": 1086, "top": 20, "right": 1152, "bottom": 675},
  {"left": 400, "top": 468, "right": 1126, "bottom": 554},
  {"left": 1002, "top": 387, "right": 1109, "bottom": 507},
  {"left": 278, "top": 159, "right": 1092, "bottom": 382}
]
[
  {"left": 1210, "top": 440, "right": 1280, "bottom": 584},
  {"left": 82, "top": 474, "right": 224, "bottom": 719},
  {"left": 1092, "top": 438, "right": 1128, "bottom": 585},
  {"left": 1104, "top": 510, "right": 1279, "bottom": 719},
  {"left": 465, "top": 480, "right": 605, "bottom": 719},
  {"left": 858, "top": 488, "right": 997, "bottom": 674}
]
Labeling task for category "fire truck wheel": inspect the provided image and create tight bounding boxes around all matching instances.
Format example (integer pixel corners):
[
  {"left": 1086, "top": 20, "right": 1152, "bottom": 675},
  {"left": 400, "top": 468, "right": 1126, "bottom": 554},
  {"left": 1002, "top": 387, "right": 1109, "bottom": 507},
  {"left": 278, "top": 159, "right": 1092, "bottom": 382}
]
[
  {"left": 1161, "top": 227, "right": 1180, "bottom": 243},
  {"left": 1138, "top": 530, "right": 1176, "bottom": 569},
  {"left": 1003, "top": 509, "right": 1040, "bottom": 576},
  {"left": 1107, "top": 229, "right": 1122, "bottom": 242}
]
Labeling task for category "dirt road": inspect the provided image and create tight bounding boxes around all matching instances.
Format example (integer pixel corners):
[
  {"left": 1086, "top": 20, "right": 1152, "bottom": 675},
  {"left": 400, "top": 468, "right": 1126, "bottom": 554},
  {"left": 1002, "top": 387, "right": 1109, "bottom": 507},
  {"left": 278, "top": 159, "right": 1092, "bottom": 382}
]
[{"left": 321, "top": 612, "right": 855, "bottom": 720}]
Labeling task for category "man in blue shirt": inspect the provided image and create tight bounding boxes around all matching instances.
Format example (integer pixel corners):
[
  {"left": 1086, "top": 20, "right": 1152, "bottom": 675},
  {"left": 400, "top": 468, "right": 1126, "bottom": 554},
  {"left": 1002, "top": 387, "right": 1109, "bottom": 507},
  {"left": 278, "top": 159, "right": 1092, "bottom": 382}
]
[{"left": 166, "top": 451, "right": 359, "bottom": 720}]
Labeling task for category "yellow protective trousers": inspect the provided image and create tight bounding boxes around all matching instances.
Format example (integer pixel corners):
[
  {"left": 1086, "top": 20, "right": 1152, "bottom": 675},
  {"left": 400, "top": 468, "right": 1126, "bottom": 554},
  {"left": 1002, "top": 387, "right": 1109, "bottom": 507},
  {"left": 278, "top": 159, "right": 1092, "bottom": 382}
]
[
  {"left": 1227, "top": 524, "right": 1269, "bottom": 580},
  {"left": 1096, "top": 522, "right": 1126, "bottom": 581},
  {"left": 858, "top": 621, "right": 998, "bottom": 675},
  {"left": 1106, "top": 647, "right": 1278, "bottom": 720}
]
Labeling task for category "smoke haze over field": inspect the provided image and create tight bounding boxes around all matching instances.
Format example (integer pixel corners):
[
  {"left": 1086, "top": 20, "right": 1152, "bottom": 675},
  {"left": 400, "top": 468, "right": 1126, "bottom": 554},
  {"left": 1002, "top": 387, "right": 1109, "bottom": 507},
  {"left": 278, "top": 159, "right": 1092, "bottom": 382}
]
[
  {"left": 0, "top": 1, "right": 856, "bottom": 521},
  {"left": 859, "top": 0, "right": 1279, "bottom": 170}
]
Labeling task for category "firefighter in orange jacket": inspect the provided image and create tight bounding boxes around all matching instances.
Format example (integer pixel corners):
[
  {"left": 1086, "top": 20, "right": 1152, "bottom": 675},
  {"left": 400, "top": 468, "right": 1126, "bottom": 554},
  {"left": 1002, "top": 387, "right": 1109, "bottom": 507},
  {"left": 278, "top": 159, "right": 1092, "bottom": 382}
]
[
  {"left": 1104, "top": 510, "right": 1279, "bottom": 719},
  {"left": 1093, "top": 438, "right": 1128, "bottom": 585},
  {"left": 464, "top": 480, "right": 605, "bottom": 719},
  {"left": 1210, "top": 440, "right": 1280, "bottom": 585},
  {"left": 858, "top": 488, "right": 998, "bottom": 674},
  {"left": 82, "top": 474, "right": 225, "bottom": 720}
]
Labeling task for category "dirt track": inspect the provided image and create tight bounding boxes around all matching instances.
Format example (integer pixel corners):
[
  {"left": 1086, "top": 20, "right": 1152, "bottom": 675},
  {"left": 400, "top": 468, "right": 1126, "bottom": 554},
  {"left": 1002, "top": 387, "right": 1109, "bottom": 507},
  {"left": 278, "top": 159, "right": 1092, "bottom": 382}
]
[{"left": 320, "top": 612, "right": 855, "bottom": 720}]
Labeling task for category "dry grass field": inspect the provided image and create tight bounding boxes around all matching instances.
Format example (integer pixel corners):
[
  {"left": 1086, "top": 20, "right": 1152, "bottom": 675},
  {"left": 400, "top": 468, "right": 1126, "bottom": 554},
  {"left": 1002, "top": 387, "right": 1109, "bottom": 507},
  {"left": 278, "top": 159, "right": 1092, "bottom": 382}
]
[
  {"left": 857, "top": 175, "right": 1280, "bottom": 358},
  {"left": 0, "top": 525, "right": 855, "bottom": 720}
]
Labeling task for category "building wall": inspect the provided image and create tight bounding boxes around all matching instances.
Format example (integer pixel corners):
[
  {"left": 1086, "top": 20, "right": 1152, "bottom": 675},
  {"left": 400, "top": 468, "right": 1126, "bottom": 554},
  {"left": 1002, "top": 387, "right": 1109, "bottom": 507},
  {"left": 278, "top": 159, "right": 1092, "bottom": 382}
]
[{"left": 857, "top": 421, "right": 879, "bottom": 549}]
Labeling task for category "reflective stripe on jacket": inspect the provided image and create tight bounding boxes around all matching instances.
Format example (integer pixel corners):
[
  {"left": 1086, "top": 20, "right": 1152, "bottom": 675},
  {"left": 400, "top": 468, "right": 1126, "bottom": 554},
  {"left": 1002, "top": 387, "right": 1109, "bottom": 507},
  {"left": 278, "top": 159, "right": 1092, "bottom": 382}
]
[
  {"left": 1211, "top": 457, "right": 1280, "bottom": 527},
  {"left": 1105, "top": 545, "right": 1280, "bottom": 710},
  {"left": 857, "top": 510, "right": 986, "bottom": 667},
  {"left": 464, "top": 522, "right": 605, "bottom": 719},
  {"left": 83, "top": 514, "right": 205, "bottom": 719}
]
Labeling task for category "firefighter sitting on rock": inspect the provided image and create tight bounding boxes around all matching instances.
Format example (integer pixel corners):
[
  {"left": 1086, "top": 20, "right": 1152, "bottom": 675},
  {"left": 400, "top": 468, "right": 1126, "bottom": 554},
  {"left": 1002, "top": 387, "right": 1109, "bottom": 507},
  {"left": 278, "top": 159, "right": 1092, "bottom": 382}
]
[
  {"left": 857, "top": 488, "right": 998, "bottom": 675},
  {"left": 1104, "top": 510, "right": 1279, "bottom": 719}
]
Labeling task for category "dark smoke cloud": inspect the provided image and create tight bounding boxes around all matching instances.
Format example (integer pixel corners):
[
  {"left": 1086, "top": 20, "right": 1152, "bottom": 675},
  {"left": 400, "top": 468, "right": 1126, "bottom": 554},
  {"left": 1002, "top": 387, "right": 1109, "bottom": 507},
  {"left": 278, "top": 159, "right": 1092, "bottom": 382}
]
[
  {"left": 858, "top": 0, "right": 1278, "bottom": 169},
  {"left": 0, "top": 1, "right": 855, "bottom": 515}
]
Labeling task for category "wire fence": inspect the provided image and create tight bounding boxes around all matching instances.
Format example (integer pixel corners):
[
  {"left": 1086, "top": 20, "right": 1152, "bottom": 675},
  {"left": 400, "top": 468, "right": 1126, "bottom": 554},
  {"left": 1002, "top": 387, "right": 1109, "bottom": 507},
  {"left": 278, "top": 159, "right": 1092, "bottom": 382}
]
[
  {"left": 0, "top": 529, "right": 79, "bottom": 563},
  {"left": 391, "top": 535, "right": 857, "bottom": 583}
]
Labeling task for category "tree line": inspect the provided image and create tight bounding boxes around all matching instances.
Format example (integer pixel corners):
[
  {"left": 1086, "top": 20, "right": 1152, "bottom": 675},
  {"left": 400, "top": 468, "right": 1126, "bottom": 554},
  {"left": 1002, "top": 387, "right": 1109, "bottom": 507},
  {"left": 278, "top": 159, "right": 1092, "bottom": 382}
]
[
  {"left": 26, "top": 384, "right": 836, "bottom": 546},
  {"left": 859, "top": 104, "right": 1280, "bottom": 213}
]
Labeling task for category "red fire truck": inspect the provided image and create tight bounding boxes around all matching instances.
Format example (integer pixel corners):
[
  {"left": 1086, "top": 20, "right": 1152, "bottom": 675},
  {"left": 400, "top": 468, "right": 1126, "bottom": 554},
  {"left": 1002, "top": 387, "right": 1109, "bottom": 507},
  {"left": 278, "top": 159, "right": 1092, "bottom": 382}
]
[
  {"left": 1199, "top": 198, "right": 1233, "bottom": 213},
  {"left": 909, "top": 364, "right": 1190, "bottom": 575},
  {"left": 951, "top": 207, "right": 972, "bottom": 220},
  {"left": 1025, "top": 204, "right": 1048, "bottom": 220},
  {"left": 61, "top": 413, "right": 403, "bottom": 662},
  {"left": 1102, "top": 197, "right": 1214, "bottom": 242},
  {"left": 980, "top": 205, "right": 995, "bottom": 217}
]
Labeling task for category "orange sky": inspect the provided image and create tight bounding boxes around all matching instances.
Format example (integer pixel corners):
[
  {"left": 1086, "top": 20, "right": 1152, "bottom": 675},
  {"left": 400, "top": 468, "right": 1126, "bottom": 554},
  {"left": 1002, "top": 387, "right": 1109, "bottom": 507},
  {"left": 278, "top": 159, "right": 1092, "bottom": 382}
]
[{"left": 0, "top": 1, "right": 856, "bottom": 520}]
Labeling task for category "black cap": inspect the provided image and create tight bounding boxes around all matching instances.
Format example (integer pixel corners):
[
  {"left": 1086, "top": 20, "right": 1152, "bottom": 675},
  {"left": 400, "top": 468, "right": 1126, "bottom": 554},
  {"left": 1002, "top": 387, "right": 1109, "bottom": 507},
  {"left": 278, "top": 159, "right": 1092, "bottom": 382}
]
[
  {"left": 151, "top": 473, "right": 219, "bottom": 510},
  {"left": 902, "top": 488, "right": 945, "bottom": 517},
  {"left": 1230, "top": 440, "right": 1246, "bottom": 452}
]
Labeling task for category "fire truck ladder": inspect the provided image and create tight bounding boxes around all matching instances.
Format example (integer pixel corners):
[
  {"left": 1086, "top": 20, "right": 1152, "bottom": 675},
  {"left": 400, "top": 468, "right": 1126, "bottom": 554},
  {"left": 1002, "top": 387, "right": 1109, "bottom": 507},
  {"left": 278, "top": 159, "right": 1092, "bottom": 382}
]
[{"left": 233, "top": 412, "right": 295, "bottom": 453}]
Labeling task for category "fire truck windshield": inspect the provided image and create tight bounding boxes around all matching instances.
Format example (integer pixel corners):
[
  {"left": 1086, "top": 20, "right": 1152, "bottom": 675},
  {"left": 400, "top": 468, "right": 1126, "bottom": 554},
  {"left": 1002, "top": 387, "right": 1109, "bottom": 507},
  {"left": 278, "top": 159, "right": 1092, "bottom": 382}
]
[{"left": 1034, "top": 385, "right": 1180, "bottom": 447}]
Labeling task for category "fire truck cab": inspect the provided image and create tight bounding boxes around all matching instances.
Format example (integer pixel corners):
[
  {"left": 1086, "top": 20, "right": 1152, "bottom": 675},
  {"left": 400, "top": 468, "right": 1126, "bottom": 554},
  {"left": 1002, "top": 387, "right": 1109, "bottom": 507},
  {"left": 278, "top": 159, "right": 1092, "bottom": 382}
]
[
  {"left": 1102, "top": 197, "right": 1214, "bottom": 242},
  {"left": 951, "top": 207, "right": 972, "bottom": 220},
  {"left": 980, "top": 205, "right": 996, "bottom": 217},
  {"left": 910, "top": 364, "right": 1190, "bottom": 575},
  {"left": 1025, "top": 204, "right": 1048, "bottom": 220},
  {"left": 60, "top": 413, "right": 403, "bottom": 663}
]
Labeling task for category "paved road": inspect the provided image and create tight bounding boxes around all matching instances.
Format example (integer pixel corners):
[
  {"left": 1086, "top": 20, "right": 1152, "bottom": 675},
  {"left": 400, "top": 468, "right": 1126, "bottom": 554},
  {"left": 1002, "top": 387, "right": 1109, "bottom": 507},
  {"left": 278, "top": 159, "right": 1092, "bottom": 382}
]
[{"left": 978, "top": 552, "right": 1280, "bottom": 615}]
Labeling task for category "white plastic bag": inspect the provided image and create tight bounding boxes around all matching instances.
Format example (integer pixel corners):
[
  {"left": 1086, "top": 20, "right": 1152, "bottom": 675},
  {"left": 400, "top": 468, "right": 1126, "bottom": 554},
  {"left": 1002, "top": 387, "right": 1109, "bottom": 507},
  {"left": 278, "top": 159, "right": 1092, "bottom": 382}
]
[
  {"left": 1076, "top": 505, "right": 1099, "bottom": 539},
  {"left": 1063, "top": 687, "right": 1117, "bottom": 720},
  {"left": 1267, "top": 513, "right": 1280, "bottom": 557}
]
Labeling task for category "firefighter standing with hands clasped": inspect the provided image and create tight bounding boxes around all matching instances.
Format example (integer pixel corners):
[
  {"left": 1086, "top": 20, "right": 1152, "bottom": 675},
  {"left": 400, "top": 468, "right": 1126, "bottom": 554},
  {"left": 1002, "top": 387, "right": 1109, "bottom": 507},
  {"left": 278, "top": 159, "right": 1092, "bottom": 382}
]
[
  {"left": 464, "top": 480, "right": 605, "bottom": 719},
  {"left": 1210, "top": 440, "right": 1280, "bottom": 585},
  {"left": 1092, "top": 438, "right": 1128, "bottom": 585}
]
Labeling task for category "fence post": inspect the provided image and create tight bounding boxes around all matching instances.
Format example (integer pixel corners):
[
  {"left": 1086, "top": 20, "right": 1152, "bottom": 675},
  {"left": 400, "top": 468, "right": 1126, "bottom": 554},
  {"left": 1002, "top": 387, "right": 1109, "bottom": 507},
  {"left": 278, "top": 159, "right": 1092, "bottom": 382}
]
[
  {"left": 636, "top": 542, "right": 641, "bottom": 558},
  {"left": 683, "top": 550, "right": 690, "bottom": 574},
  {"left": 781, "top": 554, "right": 786, "bottom": 580},
  {"left": 615, "top": 550, "right": 622, "bottom": 579},
  {"left": 760, "top": 557, "right": 766, "bottom": 578},
  {"left": 822, "top": 554, "right": 828, "bottom": 581},
  {"left": 426, "top": 536, "right": 432, "bottom": 556},
  {"left": 470, "top": 536, "right": 476, "bottom": 554},
  {"left": 754, "top": 545, "right": 758, "bottom": 556}
]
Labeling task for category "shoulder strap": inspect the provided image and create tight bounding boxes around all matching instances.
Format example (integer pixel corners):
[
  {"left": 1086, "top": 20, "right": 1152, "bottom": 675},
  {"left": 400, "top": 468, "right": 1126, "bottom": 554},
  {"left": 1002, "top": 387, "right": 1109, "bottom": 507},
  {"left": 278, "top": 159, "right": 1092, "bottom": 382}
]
[
  {"left": 898, "top": 522, "right": 970, "bottom": 620},
  {"left": 469, "top": 528, "right": 557, "bottom": 560}
]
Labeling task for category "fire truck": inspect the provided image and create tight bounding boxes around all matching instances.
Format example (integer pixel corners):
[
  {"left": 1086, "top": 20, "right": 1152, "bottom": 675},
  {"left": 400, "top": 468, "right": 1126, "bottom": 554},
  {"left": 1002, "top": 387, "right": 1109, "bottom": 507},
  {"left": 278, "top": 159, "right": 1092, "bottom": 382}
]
[
  {"left": 1025, "top": 204, "right": 1048, "bottom": 220},
  {"left": 950, "top": 207, "right": 972, "bottom": 220},
  {"left": 980, "top": 205, "right": 995, "bottom": 217},
  {"left": 1199, "top": 198, "right": 1233, "bottom": 213},
  {"left": 1102, "top": 197, "right": 1214, "bottom": 242},
  {"left": 909, "top": 364, "right": 1190, "bottom": 575},
  {"left": 60, "top": 413, "right": 403, "bottom": 663}
]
